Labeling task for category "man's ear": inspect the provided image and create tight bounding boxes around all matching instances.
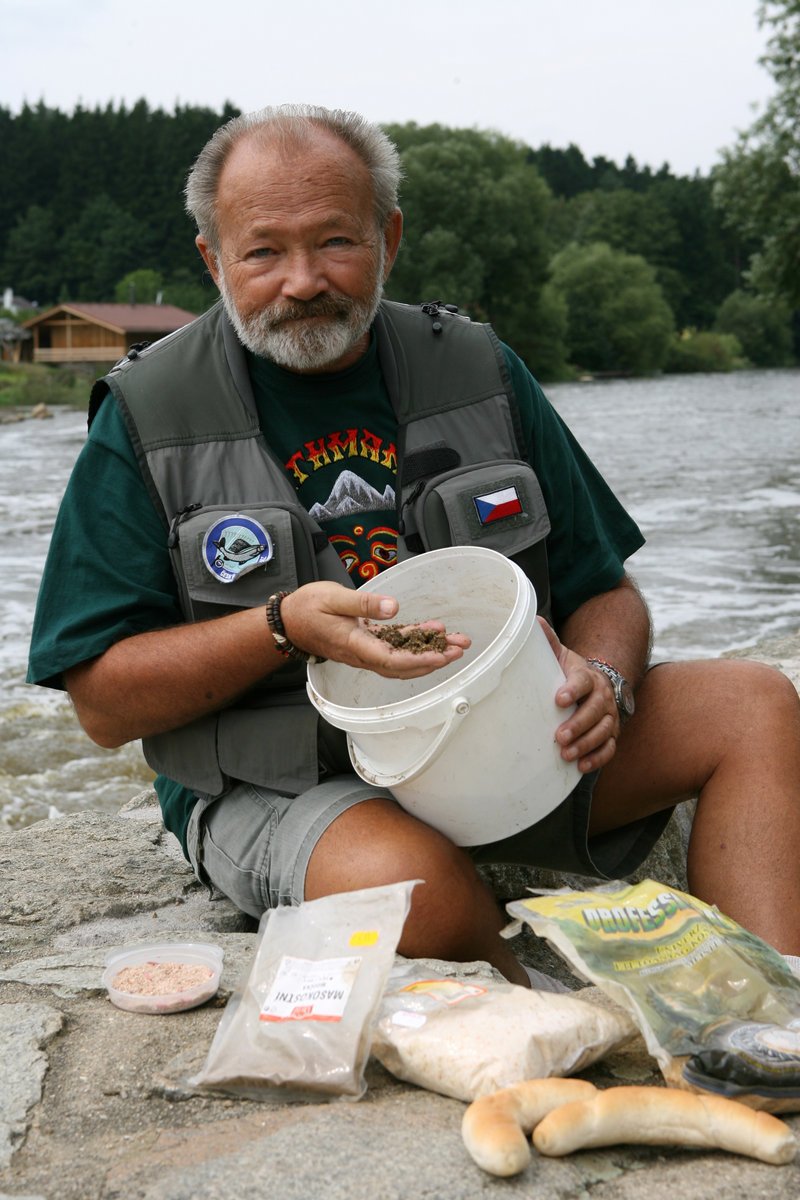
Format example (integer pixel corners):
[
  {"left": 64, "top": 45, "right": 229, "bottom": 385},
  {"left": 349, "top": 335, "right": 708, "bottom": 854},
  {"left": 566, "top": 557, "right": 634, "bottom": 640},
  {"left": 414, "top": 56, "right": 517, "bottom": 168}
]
[
  {"left": 382, "top": 209, "right": 403, "bottom": 280},
  {"left": 196, "top": 235, "right": 221, "bottom": 286}
]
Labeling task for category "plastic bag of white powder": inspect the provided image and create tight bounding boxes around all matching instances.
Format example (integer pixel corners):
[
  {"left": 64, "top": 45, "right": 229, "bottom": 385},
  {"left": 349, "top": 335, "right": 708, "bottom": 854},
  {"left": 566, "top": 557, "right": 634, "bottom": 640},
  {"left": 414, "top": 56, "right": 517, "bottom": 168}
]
[
  {"left": 191, "top": 880, "right": 418, "bottom": 1101},
  {"left": 371, "top": 962, "right": 636, "bottom": 1101}
]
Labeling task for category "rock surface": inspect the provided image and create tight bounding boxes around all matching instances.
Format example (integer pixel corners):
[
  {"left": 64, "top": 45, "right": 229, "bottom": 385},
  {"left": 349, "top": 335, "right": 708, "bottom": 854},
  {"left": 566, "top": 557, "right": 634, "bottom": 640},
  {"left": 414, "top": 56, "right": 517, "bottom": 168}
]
[{"left": 1, "top": 632, "right": 799, "bottom": 1199}]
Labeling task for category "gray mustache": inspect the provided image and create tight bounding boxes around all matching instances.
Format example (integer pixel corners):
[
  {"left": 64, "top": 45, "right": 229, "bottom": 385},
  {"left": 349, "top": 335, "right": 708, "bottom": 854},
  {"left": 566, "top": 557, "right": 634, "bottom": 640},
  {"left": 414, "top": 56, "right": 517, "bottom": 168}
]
[{"left": 265, "top": 296, "right": 352, "bottom": 326}]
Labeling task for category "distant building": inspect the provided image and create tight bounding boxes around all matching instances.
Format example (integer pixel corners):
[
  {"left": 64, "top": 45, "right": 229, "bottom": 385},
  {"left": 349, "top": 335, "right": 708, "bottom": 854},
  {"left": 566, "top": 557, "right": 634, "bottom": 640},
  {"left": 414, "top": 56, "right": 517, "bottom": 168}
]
[
  {"left": 2, "top": 287, "right": 38, "bottom": 315},
  {"left": 20, "top": 302, "right": 198, "bottom": 366},
  {"left": 0, "top": 317, "right": 32, "bottom": 363}
]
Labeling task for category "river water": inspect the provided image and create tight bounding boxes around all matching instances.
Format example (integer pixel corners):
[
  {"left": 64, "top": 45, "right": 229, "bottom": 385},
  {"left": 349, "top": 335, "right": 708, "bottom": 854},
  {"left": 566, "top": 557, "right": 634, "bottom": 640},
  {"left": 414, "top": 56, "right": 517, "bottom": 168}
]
[{"left": 1, "top": 368, "right": 798, "bottom": 830}]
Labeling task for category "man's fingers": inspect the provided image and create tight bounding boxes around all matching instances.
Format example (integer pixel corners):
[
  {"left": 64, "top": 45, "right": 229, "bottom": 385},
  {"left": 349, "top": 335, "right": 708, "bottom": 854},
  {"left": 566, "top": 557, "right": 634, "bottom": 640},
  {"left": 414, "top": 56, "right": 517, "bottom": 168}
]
[
  {"left": 555, "top": 664, "right": 619, "bottom": 772},
  {"left": 357, "top": 591, "right": 399, "bottom": 621},
  {"left": 577, "top": 735, "right": 617, "bottom": 773},
  {"left": 555, "top": 660, "right": 599, "bottom": 709},
  {"left": 559, "top": 711, "right": 617, "bottom": 759},
  {"left": 372, "top": 650, "right": 466, "bottom": 679},
  {"left": 284, "top": 583, "right": 469, "bottom": 677},
  {"left": 353, "top": 624, "right": 468, "bottom": 677}
]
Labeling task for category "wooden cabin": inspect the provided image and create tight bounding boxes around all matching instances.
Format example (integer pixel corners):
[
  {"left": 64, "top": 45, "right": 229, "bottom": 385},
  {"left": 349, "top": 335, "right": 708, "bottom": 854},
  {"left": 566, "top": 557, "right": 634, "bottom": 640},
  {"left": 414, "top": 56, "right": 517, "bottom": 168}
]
[{"left": 20, "top": 302, "right": 198, "bottom": 365}]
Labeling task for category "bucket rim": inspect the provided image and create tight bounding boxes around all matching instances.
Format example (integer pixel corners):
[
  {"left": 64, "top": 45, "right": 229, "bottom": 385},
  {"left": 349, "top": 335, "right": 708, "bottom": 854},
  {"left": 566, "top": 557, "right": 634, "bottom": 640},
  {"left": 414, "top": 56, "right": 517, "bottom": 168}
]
[{"left": 307, "top": 549, "right": 537, "bottom": 731}]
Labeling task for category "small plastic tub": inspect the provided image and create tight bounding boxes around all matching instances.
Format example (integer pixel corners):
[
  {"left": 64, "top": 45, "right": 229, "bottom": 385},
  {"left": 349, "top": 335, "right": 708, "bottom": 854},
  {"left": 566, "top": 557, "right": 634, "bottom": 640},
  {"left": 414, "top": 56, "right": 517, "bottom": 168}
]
[{"left": 102, "top": 941, "right": 224, "bottom": 1014}]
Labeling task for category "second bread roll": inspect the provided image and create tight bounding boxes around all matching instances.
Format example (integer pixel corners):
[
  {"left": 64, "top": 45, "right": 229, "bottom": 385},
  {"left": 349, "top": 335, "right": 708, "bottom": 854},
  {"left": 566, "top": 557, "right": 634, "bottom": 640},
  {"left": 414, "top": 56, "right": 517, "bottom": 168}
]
[{"left": 533, "top": 1085, "right": 797, "bottom": 1164}]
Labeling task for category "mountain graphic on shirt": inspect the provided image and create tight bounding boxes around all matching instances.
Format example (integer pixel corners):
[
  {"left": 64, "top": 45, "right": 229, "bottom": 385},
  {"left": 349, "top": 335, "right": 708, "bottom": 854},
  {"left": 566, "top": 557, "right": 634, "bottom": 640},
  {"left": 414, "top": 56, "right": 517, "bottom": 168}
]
[{"left": 308, "top": 470, "right": 396, "bottom": 522}]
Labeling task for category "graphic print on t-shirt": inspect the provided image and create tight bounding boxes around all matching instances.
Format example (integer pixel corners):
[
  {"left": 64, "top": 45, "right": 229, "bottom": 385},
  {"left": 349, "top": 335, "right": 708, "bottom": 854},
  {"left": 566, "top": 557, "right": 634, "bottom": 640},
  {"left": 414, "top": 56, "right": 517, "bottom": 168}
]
[
  {"left": 247, "top": 339, "right": 400, "bottom": 583},
  {"left": 284, "top": 425, "right": 398, "bottom": 581}
]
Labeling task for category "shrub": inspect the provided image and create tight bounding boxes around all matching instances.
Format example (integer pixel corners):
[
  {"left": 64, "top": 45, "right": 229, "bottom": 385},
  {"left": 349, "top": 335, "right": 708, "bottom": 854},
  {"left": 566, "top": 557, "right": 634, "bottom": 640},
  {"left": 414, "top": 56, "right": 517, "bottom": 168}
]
[
  {"left": 548, "top": 242, "right": 675, "bottom": 375},
  {"left": 714, "top": 289, "right": 794, "bottom": 367},
  {"left": 664, "top": 329, "right": 745, "bottom": 373},
  {"left": 0, "top": 363, "right": 86, "bottom": 406}
]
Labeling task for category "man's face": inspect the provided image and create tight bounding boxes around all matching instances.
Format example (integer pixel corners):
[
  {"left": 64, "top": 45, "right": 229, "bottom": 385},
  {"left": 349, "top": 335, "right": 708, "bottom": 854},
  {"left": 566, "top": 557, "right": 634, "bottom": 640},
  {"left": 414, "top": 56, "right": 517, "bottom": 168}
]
[{"left": 197, "top": 131, "right": 401, "bottom": 373}]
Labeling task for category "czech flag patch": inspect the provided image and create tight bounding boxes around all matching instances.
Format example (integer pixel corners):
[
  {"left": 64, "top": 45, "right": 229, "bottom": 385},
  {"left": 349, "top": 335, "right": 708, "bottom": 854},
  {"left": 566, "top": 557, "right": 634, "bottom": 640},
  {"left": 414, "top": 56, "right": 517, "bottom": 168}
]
[{"left": 473, "top": 485, "right": 524, "bottom": 525}]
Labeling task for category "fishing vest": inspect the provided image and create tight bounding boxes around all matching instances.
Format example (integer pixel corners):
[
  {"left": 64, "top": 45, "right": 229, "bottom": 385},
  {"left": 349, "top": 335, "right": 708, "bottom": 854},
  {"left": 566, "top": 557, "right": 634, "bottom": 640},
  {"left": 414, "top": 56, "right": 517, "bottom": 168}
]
[{"left": 90, "top": 299, "right": 552, "bottom": 798}]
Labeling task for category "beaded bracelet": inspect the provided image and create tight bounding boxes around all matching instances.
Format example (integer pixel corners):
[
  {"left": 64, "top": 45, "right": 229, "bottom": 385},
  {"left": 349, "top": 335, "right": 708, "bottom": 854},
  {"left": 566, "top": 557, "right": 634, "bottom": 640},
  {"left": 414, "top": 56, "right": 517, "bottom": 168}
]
[{"left": 265, "top": 591, "right": 325, "bottom": 665}]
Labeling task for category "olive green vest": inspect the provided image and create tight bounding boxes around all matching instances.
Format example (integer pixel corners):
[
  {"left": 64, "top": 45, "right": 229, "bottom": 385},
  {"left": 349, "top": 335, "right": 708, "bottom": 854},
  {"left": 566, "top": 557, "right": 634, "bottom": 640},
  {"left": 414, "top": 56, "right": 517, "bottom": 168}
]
[{"left": 91, "top": 300, "right": 551, "bottom": 797}]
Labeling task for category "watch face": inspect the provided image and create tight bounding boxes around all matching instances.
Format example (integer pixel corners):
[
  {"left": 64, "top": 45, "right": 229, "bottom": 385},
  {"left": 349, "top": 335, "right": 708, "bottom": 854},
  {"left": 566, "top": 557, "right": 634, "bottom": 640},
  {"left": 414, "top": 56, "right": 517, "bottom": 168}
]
[{"left": 619, "top": 681, "right": 636, "bottom": 717}]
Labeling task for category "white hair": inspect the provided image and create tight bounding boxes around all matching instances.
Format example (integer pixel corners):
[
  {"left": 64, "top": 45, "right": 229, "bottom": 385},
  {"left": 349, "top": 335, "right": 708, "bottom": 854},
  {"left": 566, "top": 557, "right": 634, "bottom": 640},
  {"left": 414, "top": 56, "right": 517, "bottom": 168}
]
[{"left": 184, "top": 103, "right": 402, "bottom": 252}]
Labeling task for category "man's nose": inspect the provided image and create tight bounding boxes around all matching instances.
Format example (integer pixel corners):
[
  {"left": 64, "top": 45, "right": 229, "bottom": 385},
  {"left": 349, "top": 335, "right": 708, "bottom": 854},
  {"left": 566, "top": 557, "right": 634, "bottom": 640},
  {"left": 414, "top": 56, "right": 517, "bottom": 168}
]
[{"left": 281, "top": 250, "right": 327, "bottom": 300}]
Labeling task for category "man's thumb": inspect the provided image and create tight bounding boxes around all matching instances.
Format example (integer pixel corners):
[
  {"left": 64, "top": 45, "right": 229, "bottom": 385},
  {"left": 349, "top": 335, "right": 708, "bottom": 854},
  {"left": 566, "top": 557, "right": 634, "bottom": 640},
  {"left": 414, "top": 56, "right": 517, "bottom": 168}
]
[{"left": 359, "top": 592, "right": 398, "bottom": 621}]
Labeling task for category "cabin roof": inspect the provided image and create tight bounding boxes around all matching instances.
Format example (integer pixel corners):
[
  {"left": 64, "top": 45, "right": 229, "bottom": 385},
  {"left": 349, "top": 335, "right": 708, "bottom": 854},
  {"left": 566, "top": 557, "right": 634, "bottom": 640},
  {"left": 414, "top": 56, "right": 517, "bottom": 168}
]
[{"left": 22, "top": 302, "right": 198, "bottom": 334}]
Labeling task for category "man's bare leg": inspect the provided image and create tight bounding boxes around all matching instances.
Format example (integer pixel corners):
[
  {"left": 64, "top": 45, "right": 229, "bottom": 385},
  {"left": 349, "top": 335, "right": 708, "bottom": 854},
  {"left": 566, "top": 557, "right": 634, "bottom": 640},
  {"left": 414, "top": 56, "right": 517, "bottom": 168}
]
[
  {"left": 305, "top": 797, "right": 529, "bottom": 985},
  {"left": 591, "top": 658, "right": 800, "bottom": 953}
]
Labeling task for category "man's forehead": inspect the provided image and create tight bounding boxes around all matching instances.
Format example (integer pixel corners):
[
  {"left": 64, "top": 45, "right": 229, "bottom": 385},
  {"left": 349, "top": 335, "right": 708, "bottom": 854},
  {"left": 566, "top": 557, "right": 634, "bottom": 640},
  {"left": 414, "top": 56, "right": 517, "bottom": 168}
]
[{"left": 221, "top": 126, "right": 367, "bottom": 189}]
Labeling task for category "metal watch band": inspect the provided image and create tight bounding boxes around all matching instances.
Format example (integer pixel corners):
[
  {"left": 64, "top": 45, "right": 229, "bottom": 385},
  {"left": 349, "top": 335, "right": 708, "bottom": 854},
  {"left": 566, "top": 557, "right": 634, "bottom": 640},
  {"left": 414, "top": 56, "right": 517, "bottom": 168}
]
[{"left": 586, "top": 657, "right": 635, "bottom": 722}]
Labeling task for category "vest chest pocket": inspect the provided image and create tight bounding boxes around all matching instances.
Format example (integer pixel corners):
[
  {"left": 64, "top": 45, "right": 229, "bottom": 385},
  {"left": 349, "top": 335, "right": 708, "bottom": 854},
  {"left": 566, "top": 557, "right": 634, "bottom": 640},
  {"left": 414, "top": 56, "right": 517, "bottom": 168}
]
[
  {"left": 169, "top": 503, "right": 317, "bottom": 621},
  {"left": 410, "top": 460, "right": 551, "bottom": 559}
]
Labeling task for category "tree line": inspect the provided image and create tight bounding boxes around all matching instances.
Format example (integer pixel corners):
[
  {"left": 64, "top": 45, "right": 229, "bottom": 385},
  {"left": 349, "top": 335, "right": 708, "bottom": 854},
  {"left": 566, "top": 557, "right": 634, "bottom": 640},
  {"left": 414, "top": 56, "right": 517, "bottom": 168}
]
[{"left": 2, "top": 4, "right": 797, "bottom": 382}]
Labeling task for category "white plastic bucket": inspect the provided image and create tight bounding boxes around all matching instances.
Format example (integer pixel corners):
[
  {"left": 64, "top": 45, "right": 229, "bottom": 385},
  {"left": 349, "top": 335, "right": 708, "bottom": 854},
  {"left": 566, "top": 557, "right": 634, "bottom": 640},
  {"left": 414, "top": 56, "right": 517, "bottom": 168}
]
[{"left": 306, "top": 546, "right": 581, "bottom": 846}]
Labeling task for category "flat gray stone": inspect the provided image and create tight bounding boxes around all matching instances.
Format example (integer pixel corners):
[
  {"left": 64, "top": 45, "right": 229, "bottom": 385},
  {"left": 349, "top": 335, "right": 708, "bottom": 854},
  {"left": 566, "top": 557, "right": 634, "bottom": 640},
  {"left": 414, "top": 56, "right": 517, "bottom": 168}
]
[
  {"left": 0, "top": 953, "right": 108, "bottom": 999},
  {"left": 0, "top": 809, "right": 253, "bottom": 964},
  {"left": 0, "top": 1003, "right": 63, "bottom": 1169}
]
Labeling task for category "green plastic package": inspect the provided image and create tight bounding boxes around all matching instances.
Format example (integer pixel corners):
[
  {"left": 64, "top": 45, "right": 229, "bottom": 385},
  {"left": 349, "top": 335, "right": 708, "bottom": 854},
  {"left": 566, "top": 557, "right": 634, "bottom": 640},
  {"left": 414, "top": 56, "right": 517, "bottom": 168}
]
[{"left": 508, "top": 879, "right": 800, "bottom": 1110}]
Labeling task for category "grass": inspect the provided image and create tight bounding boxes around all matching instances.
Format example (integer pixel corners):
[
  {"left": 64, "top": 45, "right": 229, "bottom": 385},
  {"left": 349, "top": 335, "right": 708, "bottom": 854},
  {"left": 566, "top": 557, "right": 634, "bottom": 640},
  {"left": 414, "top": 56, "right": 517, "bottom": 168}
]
[{"left": 0, "top": 361, "right": 95, "bottom": 408}]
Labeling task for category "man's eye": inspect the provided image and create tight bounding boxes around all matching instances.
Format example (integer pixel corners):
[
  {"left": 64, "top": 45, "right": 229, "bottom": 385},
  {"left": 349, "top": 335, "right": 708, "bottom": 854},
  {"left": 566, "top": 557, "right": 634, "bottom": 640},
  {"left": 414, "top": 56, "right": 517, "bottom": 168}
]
[
  {"left": 325, "top": 236, "right": 352, "bottom": 247},
  {"left": 251, "top": 247, "right": 276, "bottom": 258}
]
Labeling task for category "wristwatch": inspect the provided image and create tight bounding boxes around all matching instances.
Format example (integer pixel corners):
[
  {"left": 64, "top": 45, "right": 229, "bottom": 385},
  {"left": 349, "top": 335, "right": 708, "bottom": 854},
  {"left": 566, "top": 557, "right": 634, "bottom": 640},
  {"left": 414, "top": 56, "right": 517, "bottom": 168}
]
[{"left": 586, "top": 658, "right": 636, "bottom": 724}]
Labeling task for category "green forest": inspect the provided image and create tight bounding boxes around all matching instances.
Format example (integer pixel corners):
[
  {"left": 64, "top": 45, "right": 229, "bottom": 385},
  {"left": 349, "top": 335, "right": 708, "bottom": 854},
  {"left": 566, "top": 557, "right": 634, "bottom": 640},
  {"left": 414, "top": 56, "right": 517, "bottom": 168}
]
[{"left": 1, "top": 0, "right": 797, "bottom": 382}]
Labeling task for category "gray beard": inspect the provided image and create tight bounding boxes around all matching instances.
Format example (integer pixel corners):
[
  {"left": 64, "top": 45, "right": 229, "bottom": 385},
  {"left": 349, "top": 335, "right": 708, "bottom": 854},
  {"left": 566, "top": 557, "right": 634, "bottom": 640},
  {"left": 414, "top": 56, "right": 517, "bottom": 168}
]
[{"left": 218, "top": 256, "right": 385, "bottom": 372}]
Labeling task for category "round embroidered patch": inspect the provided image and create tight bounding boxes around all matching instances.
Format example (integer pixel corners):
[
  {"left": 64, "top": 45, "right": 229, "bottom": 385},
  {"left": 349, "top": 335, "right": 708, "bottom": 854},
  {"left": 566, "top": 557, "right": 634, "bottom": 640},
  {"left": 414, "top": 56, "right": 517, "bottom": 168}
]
[{"left": 202, "top": 514, "right": 273, "bottom": 583}]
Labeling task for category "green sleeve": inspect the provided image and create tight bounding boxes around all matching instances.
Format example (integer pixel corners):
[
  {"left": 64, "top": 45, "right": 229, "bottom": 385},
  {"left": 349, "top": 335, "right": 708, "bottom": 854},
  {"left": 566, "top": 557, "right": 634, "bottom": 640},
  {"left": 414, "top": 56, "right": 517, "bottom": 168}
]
[
  {"left": 502, "top": 346, "right": 645, "bottom": 626},
  {"left": 26, "top": 395, "right": 181, "bottom": 689}
]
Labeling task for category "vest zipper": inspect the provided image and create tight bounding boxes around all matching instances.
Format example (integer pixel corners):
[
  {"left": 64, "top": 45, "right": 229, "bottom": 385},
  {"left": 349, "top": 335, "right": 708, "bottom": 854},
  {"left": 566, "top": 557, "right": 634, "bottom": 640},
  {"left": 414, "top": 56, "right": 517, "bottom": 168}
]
[
  {"left": 397, "top": 479, "right": 425, "bottom": 536},
  {"left": 167, "top": 503, "right": 203, "bottom": 549}
]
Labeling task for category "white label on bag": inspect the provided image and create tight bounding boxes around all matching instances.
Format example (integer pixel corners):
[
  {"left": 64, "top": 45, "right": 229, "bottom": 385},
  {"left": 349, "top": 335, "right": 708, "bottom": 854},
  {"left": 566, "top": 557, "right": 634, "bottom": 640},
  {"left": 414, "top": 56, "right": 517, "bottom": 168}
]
[
  {"left": 259, "top": 955, "right": 361, "bottom": 1022},
  {"left": 391, "top": 1010, "right": 427, "bottom": 1029}
]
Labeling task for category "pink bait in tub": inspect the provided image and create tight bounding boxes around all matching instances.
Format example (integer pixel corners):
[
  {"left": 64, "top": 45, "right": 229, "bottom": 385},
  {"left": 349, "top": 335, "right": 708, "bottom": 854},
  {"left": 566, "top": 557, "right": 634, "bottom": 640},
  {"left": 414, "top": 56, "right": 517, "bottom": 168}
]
[{"left": 102, "top": 942, "right": 224, "bottom": 1014}]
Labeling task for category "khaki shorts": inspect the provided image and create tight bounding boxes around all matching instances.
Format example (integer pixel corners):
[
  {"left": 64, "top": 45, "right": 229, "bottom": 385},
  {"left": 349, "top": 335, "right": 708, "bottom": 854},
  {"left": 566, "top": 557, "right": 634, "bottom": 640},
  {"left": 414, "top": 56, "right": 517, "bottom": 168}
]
[{"left": 185, "top": 770, "right": 671, "bottom": 920}]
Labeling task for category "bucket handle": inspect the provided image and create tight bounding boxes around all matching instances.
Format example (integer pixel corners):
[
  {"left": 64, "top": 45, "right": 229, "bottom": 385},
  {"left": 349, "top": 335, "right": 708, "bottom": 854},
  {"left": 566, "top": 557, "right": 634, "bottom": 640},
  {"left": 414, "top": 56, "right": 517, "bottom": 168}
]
[{"left": 348, "top": 696, "right": 472, "bottom": 790}]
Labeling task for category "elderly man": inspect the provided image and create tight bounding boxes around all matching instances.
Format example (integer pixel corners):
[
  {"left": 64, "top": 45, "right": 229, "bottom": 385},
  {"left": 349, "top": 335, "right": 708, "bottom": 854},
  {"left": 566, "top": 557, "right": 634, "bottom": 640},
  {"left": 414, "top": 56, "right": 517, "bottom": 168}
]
[{"left": 28, "top": 104, "right": 800, "bottom": 985}]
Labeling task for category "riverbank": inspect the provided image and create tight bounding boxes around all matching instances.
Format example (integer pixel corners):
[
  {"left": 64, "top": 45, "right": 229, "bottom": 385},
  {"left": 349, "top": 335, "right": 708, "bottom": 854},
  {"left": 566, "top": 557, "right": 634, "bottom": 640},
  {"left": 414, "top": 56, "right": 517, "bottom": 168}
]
[
  {"left": 2, "top": 632, "right": 799, "bottom": 1198},
  {"left": 0, "top": 401, "right": 60, "bottom": 424},
  {"left": 0, "top": 362, "right": 89, "bottom": 409}
]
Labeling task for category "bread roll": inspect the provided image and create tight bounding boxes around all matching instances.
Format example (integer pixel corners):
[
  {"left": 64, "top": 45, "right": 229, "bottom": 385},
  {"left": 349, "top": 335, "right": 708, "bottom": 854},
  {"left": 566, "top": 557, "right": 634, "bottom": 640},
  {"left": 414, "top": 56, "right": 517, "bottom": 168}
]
[
  {"left": 533, "top": 1085, "right": 797, "bottom": 1165},
  {"left": 461, "top": 1077, "right": 597, "bottom": 1176}
]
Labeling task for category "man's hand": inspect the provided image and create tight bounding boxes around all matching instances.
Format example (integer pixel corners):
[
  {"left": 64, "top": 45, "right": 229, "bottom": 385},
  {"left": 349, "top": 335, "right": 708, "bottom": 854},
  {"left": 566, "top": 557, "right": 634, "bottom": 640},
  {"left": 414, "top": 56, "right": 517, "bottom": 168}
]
[
  {"left": 66, "top": 580, "right": 471, "bottom": 749},
  {"left": 538, "top": 618, "right": 620, "bottom": 773},
  {"left": 281, "top": 582, "right": 471, "bottom": 679}
]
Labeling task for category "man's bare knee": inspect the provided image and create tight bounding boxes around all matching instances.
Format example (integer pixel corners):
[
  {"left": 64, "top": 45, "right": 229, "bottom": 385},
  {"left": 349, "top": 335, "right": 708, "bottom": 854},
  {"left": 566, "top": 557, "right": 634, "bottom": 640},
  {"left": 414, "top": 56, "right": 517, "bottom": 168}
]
[
  {"left": 305, "top": 798, "right": 506, "bottom": 963},
  {"left": 305, "top": 797, "right": 465, "bottom": 892}
]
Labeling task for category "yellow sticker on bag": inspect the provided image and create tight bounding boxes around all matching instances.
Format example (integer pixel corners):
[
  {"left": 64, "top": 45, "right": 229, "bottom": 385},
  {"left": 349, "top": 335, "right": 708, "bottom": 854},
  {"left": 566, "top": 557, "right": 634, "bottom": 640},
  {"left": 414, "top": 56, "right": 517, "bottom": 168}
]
[{"left": 350, "top": 930, "right": 379, "bottom": 947}]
